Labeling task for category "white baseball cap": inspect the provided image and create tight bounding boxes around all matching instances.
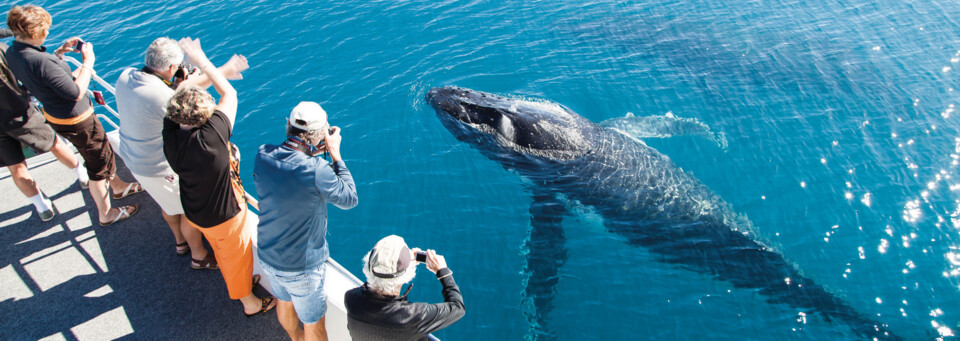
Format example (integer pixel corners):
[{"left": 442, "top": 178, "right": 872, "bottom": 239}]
[{"left": 288, "top": 101, "right": 328, "bottom": 131}]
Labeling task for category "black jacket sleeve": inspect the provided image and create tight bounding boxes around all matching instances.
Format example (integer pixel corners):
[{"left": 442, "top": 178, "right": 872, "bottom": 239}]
[{"left": 415, "top": 268, "right": 466, "bottom": 336}]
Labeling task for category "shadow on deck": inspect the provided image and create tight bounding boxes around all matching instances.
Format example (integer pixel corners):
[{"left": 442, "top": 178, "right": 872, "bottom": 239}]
[{"left": 0, "top": 152, "right": 284, "bottom": 340}]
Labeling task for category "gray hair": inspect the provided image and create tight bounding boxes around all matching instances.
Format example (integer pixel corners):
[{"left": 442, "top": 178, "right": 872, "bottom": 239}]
[
  {"left": 361, "top": 251, "right": 417, "bottom": 295},
  {"left": 145, "top": 37, "right": 183, "bottom": 71},
  {"left": 286, "top": 123, "right": 326, "bottom": 146}
]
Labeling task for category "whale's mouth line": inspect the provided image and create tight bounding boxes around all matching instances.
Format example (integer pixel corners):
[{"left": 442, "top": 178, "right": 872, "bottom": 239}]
[
  {"left": 428, "top": 86, "right": 597, "bottom": 161},
  {"left": 440, "top": 113, "right": 588, "bottom": 161}
]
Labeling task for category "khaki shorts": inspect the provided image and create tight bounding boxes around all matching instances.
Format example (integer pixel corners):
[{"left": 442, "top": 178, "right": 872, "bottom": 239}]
[
  {"left": 132, "top": 169, "right": 184, "bottom": 216},
  {"left": 0, "top": 108, "right": 56, "bottom": 167}
]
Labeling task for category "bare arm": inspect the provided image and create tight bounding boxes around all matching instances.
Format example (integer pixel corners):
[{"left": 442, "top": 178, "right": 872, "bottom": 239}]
[
  {"left": 178, "top": 54, "right": 248, "bottom": 90},
  {"left": 179, "top": 37, "right": 238, "bottom": 128},
  {"left": 36, "top": 38, "right": 89, "bottom": 101},
  {"left": 69, "top": 38, "right": 94, "bottom": 101}
]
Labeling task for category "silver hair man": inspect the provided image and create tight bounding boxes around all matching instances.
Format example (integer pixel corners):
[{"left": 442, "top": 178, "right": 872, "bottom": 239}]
[
  {"left": 361, "top": 248, "right": 418, "bottom": 295},
  {"left": 144, "top": 37, "right": 183, "bottom": 71},
  {"left": 345, "top": 235, "right": 464, "bottom": 340}
]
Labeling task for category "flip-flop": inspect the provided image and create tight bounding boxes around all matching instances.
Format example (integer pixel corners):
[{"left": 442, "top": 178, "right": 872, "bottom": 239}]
[
  {"left": 175, "top": 241, "right": 190, "bottom": 256},
  {"left": 244, "top": 296, "right": 276, "bottom": 317},
  {"left": 99, "top": 205, "right": 139, "bottom": 226},
  {"left": 112, "top": 183, "right": 145, "bottom": 199}
]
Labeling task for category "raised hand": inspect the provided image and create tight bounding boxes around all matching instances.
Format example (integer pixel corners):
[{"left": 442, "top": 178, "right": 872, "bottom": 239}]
[
  {"left": 425, "top": 250, "right": 448, "bottom": 274},
  {"left": 324, "top": 126, "right": 343, "bottom": 162},
  {"left": 178, "top": 37, "right": 211, "bottom": 68},
  {"left": 54, "top": 37, "right": 81, "bottom": 58},
  {"left": 79, "top": 41, "right": 95, "bottom": 67},
  {"left": 221, "top": 54, "right": 249, "bottom": 80}
]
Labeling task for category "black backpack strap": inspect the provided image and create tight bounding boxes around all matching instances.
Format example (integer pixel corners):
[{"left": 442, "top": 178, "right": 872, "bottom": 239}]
[{"left": 0, "top": 43, "right": 27, "bottom": 96}]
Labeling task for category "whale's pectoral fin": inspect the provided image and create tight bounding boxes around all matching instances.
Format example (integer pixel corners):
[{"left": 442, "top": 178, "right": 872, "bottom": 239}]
[
  {"left": 520, "top": 192, "right": 569, "bottom": 341},
  {"left": 600, "top": 112, "right": 728, "bottom": 149}
]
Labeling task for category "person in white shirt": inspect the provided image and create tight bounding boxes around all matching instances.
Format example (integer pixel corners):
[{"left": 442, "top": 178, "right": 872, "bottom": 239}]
[{"left": 115, "top": 37, "right": 248, "bottom": 269}]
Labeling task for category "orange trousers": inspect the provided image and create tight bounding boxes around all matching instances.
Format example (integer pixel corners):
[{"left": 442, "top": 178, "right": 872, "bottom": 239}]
[{"left": 188, "top": 208, "right": 254, "bottom": 300}]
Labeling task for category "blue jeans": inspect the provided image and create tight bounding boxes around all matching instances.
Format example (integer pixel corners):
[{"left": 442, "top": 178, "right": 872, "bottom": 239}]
[{"left": 259, "top": 261, "right": 327, "bottom": 324}]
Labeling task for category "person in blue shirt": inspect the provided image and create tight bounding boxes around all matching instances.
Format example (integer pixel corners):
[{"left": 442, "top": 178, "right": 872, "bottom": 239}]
[{"left": 254, "top": 101, "right": 358, "bottom": 341}]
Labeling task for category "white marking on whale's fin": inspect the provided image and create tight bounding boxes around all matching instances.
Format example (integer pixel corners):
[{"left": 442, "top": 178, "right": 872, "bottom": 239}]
[{"left": 601, "top": 112, "right": 728, "bottom": 150}]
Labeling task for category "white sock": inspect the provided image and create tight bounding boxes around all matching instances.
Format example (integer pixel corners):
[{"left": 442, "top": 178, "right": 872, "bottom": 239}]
[
  {"left": 73, "top": 162, "right": 89, "bottom": 184},
  {"left": 29, "top": 193, "right": 52, "bottom": 212}
]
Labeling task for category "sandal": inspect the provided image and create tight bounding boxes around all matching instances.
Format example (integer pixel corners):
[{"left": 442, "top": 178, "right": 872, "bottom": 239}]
[
  {"left": 99, "top": 205, "right": 139, "bottom": 226},
  {"left": 112, "top": 182, "right": 145, "bottom": 199},
  {"left": 191, "top": 253, "right": 218, "bottom": 270},
  {"left": 244, "top": 296, "right": 276, "bottom": 317},
  {"left": 175, "top": 242, "right": 190, "bottom": 256}
]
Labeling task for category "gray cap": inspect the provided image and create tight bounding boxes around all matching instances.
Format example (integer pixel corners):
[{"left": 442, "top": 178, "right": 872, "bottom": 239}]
[{"left": 367, "top": 235, "right": 412, "bottom": 279}]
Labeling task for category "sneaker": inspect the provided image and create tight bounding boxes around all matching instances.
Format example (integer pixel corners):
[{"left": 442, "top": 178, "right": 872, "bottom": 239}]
[
  {"left": 79, "top": 180, "right": 88, "bottom": 189},
  {"left": 38, "top": 204, "right": 57, "bottom": 222}
]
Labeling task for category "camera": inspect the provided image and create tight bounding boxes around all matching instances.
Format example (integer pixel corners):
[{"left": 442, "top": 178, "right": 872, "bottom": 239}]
[
  {"left": 74, "top": 40, "right": 85, "bottom": 52},
  {"left": 173, "top": 62, "right": 192, "bottom": 82},
  {"left": 415, "top": 251, "right": 427, "bottom": 263},
  {"left": 315, "top": 127, "right": 337, "bottom": 148}
]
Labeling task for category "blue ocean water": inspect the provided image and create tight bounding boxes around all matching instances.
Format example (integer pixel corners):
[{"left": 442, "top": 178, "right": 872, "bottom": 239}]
[{"left": 14, "top": 0, "right": 960, "bottom": 339}]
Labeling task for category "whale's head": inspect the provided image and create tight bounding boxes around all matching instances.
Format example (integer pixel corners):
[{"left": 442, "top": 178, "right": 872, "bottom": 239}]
[{"left": 428, "top": 86, "right": 599, "bottom": 162}]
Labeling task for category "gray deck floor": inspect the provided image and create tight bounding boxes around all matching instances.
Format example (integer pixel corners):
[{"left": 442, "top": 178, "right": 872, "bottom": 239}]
[{"left": 0, "top": 151, "right": 286, "bottom": 340}]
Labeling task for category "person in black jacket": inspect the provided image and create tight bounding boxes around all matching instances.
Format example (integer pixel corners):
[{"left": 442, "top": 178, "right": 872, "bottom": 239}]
[{"left": 345, "top": 235, "right": 465, "bottom": 341}]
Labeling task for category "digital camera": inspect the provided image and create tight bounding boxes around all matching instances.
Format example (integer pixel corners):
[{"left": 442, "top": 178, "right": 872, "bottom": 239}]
[{"left": 315, "top": 127, "right": 337, "bottom": 148}]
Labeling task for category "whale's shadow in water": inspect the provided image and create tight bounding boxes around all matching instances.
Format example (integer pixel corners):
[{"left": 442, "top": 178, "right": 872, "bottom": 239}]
[{"left": 427, "top": 86, "right": 901, "bottom": 340}]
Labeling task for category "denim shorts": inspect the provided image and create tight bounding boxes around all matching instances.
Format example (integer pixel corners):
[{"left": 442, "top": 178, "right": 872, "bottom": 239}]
[{"left": 259, "top": 260, "right": 327, "bottom": 324}]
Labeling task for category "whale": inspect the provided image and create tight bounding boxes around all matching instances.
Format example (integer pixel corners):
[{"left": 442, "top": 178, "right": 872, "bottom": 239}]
[{"left": 426, "top": 86, "right": 899, "bottom": 340}]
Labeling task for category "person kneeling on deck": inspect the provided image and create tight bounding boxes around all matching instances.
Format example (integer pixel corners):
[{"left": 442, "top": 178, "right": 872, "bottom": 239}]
[
  {"left": 345, "top": 235, "right": 465, "bottom": 341},
  {"left": 254, "top": 102, "right": 358, "bottom": 341},
  {"left": 5, "top": 5, "right": 143, "bottom": 226},
  {"left": 162, "top": 37, "right": 275, "bottom": 316},
  {"left": 0, "top": 29, "right": 85, "bottom": 221},
  {"left": 115, "top": 37, "right": 248, "bottom": 268}
]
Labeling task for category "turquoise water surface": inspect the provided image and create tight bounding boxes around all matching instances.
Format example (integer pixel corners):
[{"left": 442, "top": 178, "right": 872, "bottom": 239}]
[{"left": 13, "top": 0, "right": 960, "bottom": 339}]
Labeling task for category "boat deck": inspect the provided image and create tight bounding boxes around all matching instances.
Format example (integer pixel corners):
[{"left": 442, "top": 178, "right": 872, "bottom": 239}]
[
  {"left": 0, "top": 147, "right": 364, "bottom": 340},
  {"left": 0, "top": 56, "right": 439, "bottom": 341}
]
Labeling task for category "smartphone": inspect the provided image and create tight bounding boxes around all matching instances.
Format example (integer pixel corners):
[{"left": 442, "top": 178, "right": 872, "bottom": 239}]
[
  {"left": 74, "top": 40, "right": 85, "bottom": 52},
  {"left": 415, "top": 251, "right": 427, "bottom": 263}
]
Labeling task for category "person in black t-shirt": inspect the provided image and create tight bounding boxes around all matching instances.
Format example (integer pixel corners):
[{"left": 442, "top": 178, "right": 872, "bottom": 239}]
[
  {"left": 161, "top": 37, "right": 276, "bottom": 317},
  {"left": 5, "top": 5, "right": 143, "bottom": 226}
]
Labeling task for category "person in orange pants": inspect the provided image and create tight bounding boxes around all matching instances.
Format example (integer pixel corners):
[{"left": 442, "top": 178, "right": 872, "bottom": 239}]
[{"left": 161, "top": 36, "right": 274, "bottom": 316}]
